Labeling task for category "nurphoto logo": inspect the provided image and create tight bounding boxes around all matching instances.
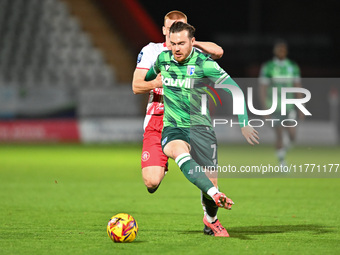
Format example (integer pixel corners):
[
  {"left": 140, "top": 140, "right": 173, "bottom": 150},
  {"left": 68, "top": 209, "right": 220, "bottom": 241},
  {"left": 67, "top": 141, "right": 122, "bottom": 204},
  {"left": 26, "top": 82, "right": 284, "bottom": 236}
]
[{"left": 201, "top": 83, "right": 312, "bottom": 128}]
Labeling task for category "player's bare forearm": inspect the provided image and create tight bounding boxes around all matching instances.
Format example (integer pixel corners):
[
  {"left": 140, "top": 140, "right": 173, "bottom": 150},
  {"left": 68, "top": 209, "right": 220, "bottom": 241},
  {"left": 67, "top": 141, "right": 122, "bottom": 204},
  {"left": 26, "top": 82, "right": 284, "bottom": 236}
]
[
  {"left": 193, "top": 41, "right": 223, "bottom": 60},
  {"left": 241, "top": 125, "right": 260, "bottom": 145},
  {"left": 132, "top": 79, "right": 162, "bottom": 94},
  {"left": 132, "top": 69, "right": 162, "bottom": 94}
]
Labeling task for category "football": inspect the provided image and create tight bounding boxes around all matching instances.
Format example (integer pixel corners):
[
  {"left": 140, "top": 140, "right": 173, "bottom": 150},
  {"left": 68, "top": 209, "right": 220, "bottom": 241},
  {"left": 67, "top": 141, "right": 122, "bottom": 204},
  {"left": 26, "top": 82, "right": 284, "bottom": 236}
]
[{"left": 107, "top": 213, "right": 138, "bottom": 243}]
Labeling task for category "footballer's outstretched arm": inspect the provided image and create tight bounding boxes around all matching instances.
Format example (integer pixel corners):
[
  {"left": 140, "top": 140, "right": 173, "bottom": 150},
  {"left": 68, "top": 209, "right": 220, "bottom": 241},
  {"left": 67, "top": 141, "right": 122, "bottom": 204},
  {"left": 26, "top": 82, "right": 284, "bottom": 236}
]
[
  {"left": 204, "top": 60, "right": 259, "bottom": 145},
  {"left": 220, "top": 77, "right": 259, "bottom": 145},
  {"left": 132, "top": 68, "right": 162, "bottom": 94},
  {"left": 193, "top": 41, "right": 223, "bottom": 60},
  {"left": 221, "top": 77, "right": 260, "bottom": 145}
]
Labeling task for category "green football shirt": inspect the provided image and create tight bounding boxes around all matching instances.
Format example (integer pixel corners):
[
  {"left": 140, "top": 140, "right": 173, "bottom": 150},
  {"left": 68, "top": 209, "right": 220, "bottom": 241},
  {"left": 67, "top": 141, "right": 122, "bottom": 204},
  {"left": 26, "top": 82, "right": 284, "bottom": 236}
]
[
  {"left": 260, "top": 58, "right": 301, "bottom": 112},
  {"left": 146, "top": 48, "right": 248, "bottom": 128}
]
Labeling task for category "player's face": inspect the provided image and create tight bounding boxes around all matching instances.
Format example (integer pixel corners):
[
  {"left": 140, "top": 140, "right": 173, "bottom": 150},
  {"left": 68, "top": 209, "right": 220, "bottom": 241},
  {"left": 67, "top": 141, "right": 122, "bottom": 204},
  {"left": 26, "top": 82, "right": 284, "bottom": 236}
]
[
  {"left": 274, "top": 43, "right": 288, "bottom": 60},
  {"left": 169, "top": 30, "right": 195, "bottom": 62}
]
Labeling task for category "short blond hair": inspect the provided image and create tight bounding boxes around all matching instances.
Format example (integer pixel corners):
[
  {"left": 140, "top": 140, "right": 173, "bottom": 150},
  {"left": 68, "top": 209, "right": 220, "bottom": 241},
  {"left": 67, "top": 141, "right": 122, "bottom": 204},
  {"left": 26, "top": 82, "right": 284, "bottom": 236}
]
[{"left": 164, "top": 10, "right": 187, "bottom": 24}]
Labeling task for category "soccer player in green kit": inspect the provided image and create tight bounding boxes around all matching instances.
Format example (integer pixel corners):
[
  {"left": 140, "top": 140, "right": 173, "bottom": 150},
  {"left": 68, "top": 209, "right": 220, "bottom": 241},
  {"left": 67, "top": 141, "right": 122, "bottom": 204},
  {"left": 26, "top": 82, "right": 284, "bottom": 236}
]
[
  {"left": 259, "top": 40, "right": 303, "bottom": 166},
  {"left": 146, "top": 22, "right": 259, "bottom": 237}
]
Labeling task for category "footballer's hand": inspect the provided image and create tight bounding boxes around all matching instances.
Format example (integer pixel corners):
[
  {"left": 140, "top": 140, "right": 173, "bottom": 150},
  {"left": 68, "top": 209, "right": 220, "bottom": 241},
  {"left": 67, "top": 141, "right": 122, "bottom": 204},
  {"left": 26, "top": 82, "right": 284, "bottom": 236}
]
[
  {"left": 152, "top": 73, "right": 163, "bottom": 88},
  {"left": 241, "top": 125, "right": 259, "bottom": 145}
]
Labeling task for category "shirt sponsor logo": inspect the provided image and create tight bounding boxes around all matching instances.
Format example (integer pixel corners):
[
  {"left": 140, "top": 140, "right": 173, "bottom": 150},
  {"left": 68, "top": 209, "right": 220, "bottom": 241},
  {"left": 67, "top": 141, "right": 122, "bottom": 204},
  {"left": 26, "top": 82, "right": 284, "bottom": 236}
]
[
  {"left": 162, "top": 77, "right": 193, "bottom": 88},
  {"left": 187, "top": 65, "right": 195, "bottom": 76},
  {"left": 137, "top": 51, "right": 143, "bottom": 63}
]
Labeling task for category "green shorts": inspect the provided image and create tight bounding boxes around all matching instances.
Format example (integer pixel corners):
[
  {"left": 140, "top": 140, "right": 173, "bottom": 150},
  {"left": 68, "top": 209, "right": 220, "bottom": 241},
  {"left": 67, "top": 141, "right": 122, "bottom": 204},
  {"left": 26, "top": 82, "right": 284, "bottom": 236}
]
[{"left": 161, "top": 126, "right": 218, "bottom": 168}]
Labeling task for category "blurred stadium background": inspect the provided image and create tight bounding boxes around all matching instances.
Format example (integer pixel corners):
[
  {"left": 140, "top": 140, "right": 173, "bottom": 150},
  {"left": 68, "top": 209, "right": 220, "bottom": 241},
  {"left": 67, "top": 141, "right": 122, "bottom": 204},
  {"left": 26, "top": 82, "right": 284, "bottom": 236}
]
[{"left": 0, "top": 0, "right": 339, "bottom": 145}]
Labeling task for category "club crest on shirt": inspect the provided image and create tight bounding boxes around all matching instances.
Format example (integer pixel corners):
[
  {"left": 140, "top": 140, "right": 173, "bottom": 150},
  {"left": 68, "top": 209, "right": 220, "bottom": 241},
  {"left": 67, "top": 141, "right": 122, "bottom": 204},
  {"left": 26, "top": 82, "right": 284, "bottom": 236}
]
[
  {"left": 165, "top": 64, "right": 170, "bottom": 71},
  {"left": 187, "top": 65, "right": 195, "bottom": 76}
]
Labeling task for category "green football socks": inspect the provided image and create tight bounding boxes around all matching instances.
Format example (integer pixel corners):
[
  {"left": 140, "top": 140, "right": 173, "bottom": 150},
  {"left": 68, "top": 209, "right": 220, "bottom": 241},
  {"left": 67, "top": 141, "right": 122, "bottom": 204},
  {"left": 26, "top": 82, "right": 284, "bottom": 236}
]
[{"left": 175, "top": 153, "right": 217, "bottom": 194}]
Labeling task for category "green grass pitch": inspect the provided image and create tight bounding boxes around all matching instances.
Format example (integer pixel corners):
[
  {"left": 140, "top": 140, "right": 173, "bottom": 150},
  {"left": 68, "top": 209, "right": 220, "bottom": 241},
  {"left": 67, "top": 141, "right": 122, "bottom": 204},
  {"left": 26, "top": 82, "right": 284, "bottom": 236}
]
[{"left": 0, "top": 144, "right": 339, "bottom": 255}]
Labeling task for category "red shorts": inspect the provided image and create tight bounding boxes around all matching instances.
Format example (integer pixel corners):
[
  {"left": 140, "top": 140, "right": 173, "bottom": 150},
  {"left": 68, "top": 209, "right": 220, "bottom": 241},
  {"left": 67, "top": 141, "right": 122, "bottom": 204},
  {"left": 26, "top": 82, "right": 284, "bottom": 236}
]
[{"left": 141, "top": 115, "right": 168, "bottom": 169}]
